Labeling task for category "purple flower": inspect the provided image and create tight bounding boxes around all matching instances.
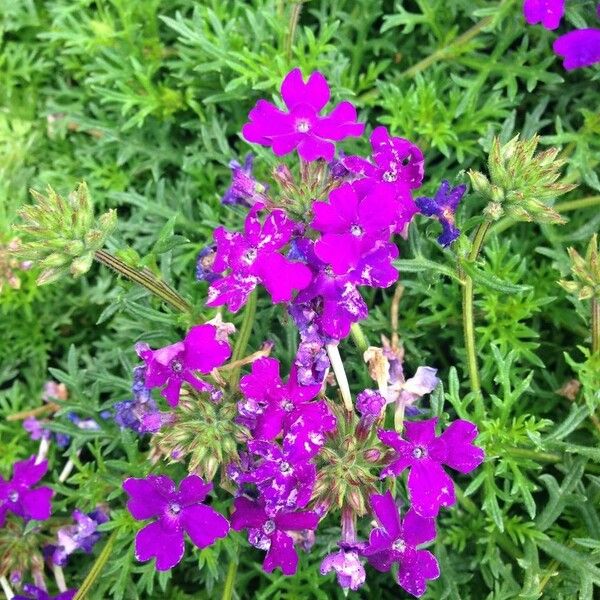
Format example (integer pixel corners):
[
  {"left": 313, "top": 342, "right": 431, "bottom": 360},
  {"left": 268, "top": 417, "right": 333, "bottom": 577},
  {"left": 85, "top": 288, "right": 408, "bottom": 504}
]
[
  {"left": 13, "top": 585, "right": 76, "bottom": 600},
  {"left": 123, "top": 474, "right": 229, "bottom": 571},
  {"left": 363, "top": 491, "right": 439, "bottom": 597},
  {"left": 320, "top": 545, "right": 366, "bottom": 592},
  {"left": 311, "top": 181, "right": 397, "bottom": 274},
  {"left": 0, "top": 457, "right": 53, "bottom": 525},
  {"left": 238, "top": 440, "right": 317, "bottom": 510},
  {"left": 238, "top": 357, "right": 335, "bottom": 459},
  {"left": 231, "top": 496, "right": 319, "bottom": 575},
  {"left": 206, "top": 205, "right": 312, "bottom": 312},
  {"left": 50, "top": 507, "right": 108, "bottom": 566},
  {"left": 242, "top": 68, "right": 364, "bottom": 162},
  {"left": 221, "top": 154, "right": 269, "bottom": 206},
  {"left": 415, "top": 180, "right": 466, "bottom": 247},
  {"left": 23, "top": 417, "right": 51, "bottom": 441},
  {"left": 356, "top": 389, "right": 385, "bottom": 434},
  {"left": 523, "top": 0, "right": 564, "bottom": 30},
  {"left": 196, "top": 246, "right": 219, "bottom": 283},
  {"left": 378, "top": 418, "right": 485, "bottom": 517},
  {"left": 136, "top": 324, "right": 231, "bottom": 407},
  {"left": 344, "top": 126, "right": 424, "bottom": 233},
  {"left": 553, "top": 29, "right": 600, "bottom": 70}
]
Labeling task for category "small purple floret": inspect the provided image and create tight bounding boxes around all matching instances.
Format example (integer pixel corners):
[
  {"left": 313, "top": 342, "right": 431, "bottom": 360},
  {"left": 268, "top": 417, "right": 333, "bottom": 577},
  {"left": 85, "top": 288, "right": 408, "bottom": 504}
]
[
  {"left": 553, "top": 29, "right": 600, "bottom": 71},
  {"left": 523, "top": 0, "right": 565, "bottom": 30}
]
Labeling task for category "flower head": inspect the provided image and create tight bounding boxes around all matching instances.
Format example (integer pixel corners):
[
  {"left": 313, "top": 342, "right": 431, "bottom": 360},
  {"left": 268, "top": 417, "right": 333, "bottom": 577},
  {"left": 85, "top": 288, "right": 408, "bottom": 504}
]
[
  {"left": 242, "top": 68, "right": 364, "bottom": 162},
  {"left": 13, "top": 585, "right": 76, "bottom": 600},
  {"left": 136, "top": 324, "right": 231, "bottom": 407},
  {"left": 0, "top": 457, "right": 53, "bottom": 525},
  {"left": 231, "top": 496, "right": 319, "bottom": 575},
  {"left": 195, "top": 246, "right": 219, "bottom": 283},
  {"left": 416, "top": 180, "right": 466, "bottom": 247},
  {"left": 559, "top": 234, "right": 600, "bottom": 300},
  {"left": 221, "top": 154, "right": 269, "bottom": 206},
  {"left": 553, "top": 29, "right": 600, "bottom": 70},
  {"left": 363, "top": 491, "right": 439, "bottom": 597},
  {"left": 207, "top": 205, "right": 312, "bottom": 312},
  {"left": 523, "top": 0, "right": 565, "bottom": 30},
  {"left": 379, "top": 418, "right": 484, "bottom": 517},
  {"left": 320, "top": 545, "right": 366, "bottom": 592},
  {"left": 123, "top": 474, "right": 229, "bottom": 571}
]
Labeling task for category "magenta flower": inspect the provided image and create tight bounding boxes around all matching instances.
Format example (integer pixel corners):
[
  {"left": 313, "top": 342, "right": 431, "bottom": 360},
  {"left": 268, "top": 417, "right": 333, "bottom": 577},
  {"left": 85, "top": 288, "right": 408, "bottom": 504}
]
[
  {"left": 378, "top": 418, "right": 485, "bottom": 517},
  {"left": 123, "top": 474, "right": 229, "bottom": 571},
  {"left": 553, "top": 29, "right": 600, "bottom": 70},
  {"left": 311, "top": 181, "right": 397, "bottom": 274},
  {"left": 13, "top": 586, "right": 76, "bottom": 600},
  {"left": 320, "top": 546, "right": 366, "bottom": 592},
  {"left": 242, "top": 68, "right": 364, "bottom": 162},
  {"left": 0, "top": 457, "right": 53, "bottom": 525},
  {"left": 231, "top": 496, "right": 319, "bottom": 575},
  {"left": 356, "top": 389, "right": 386, "bottom": 435},
  {"left": 221, "top": 154, "right": 269, "bottom": 207},
  {"left": 523, "top": 0, "right": 565, "bottom": 30},
  {"left": 207, "top": 205, "right": 312, "bottom": 312},
  {"left": 415, "top": 180, "right": 466, "bottom": 247},
  {"left": 363, "top": 491, "right": 439, "bottom": 597},
  {"left": 136, "top": 324, "right": 231, "bottom": 407}
]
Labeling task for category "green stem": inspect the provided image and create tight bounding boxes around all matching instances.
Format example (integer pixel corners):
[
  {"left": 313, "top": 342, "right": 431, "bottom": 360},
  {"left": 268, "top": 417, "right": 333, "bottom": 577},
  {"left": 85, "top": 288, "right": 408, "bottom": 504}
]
[
  {"left": 592, "top": 297, "right": 599, "bottom": 355},
  {"left": 285, "top": 2, "right": 303, "bottom": 59},
  {"left": 229, "top": 291, "right": 257, "bottom": 389},
  {"left": 350, "top": 323, "right": 369, "bottom": 354},
  {"left": 221, "top": 558, "right": 238, "bottom": 600},
  {"left": 460, "top": 220, "right": 492, "bottom": 402},
  {"left": 73, "top": 531, "right": 117, "bottom": 600},
  {"left": 94, "top": 249, "right": 191, "bottom": 314}
]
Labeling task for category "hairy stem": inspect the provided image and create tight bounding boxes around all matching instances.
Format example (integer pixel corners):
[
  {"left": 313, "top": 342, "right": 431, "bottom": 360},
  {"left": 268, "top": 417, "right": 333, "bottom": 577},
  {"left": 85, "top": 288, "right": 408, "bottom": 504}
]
[
  {"left": 285, "top": 2, "right": 303, "bottom": 59},
  {"left": 94, "top": 249, "right": 191, "bottom": 314},
  {"left": 592, "top": 297, "right": 599, "bottom": 355},
  {"left": 221, "top": 558, "right": 238, "bottom": 600},
  {"left": 327, "top": 344, "right": 353, "bottom": 412},
  {"left": 73, "top": 531, "right": 117, "bottom": 600},
  {"left": 229, "top": 291, "right": 257, "bottom": 389}
]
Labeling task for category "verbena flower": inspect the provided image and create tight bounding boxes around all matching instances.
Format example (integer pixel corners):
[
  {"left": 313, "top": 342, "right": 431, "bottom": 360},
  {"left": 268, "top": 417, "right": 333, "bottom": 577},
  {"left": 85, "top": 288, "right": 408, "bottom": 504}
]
[
  {"left": 231, "top": 496, "right": 319, "bottom": 575},
  {"left": 0, "top": 457, "right": 53, "bottom": 525},
  {"left": 49, "top": 507, "right": 108, "bottom": 566},
  {"left": 136, "top": 323, "right": 231, "bottom": 407},
  {"left": 344, "top": 126, "right": 424, "bottom": 233},
  {"left": 320, "top": 543, "right": 367, "bottom": 592},
  {"left": 221, "top": 154, "right": 269, "bottom": 206},
  {"left": 523, "top": 0, "right": 565, "bottom": 30},
  {"left": 363, "top": 491, "right": 439, "bottom": 597},
  {"left": 13, "top": 585, "right": 76, "bottom": 600},
  {"left": 195, "top": 246, "right": 219, "bottom": 283},
  {"left": 206, "top": 205, "right": 312, "bottom": 312},
  {"left": 242, "top": 68, "right": 364, "bottom": 162},
  {"left": 379, "top": 418, "right": 484, "bottom": 517},
  {"left": 553, "top": 29, "right": 600, "bottom": 70},
  {"left": 123, "top": 474, "right": 229, "bottom": 571},
  {"left": 415, "top": 180, "right": 467, "bottom": 247},
  {"left": 311, "top": 181, "right": 398, "bottom": 274},
  {"left": 356, "top": 389, "right": 386, "bottom": 434}
]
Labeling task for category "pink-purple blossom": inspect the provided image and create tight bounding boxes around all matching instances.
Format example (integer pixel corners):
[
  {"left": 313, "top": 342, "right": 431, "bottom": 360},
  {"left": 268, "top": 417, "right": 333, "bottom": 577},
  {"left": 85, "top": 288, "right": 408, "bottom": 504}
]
[
  {"left": 123, "top": 474, "right": 229, "bottom": 571},
  {"left": 523, "top": 0, "right": 565, "bottom": 30},
  {"left": 242, "top": 68, "right": 364, "bottom": 162},
  {"left": 13, "top": 586, "right": 76, "bottom": 600},
  {"left": 320, "top": 545, "right": 366, "bottom": 592},
  {"left": 207, "top": 205, "right": 312, "bottom": 312},
  {"left": 221, "top": 154, "right": 269, "bottom": 207},
  {"left": 553, "top": 29, "right": 600, "bottom": 70},
  {"left": 231, "top": 496, "right": 319, "bottom": 575},
  {"left": 0, "top": 457, "right": 53, "bottom": 525},
  {"left": 379, "top": 418, "right": 484, "bottom": 517},
  {"left": 363, "top": 491, "right": 439, "bottom": 597},
  {"left": 136, "top": 324, "right": 231, "bottom": 407}
]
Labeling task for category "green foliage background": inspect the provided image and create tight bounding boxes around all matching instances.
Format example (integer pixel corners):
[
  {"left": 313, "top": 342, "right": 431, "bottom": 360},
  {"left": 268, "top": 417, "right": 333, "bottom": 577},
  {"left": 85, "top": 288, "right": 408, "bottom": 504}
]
[{"left": 1, "top": 0, "right": 599, "bottom": 598}]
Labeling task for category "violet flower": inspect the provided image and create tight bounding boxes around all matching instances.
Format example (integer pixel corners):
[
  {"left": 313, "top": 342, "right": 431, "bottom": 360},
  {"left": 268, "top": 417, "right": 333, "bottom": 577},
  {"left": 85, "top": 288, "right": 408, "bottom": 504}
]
[
  {"left": 221, "top": 154, "right": 269, "bottom": 206},
  {"left": 242, "top": 68, "right": 364, "bottom": 162},
  {"left": 123, "top": 474, "right": 229, "bottom": 571},
  {"left": 356, "top": 389, "right": 386, "bottom": 435},
  {"left": 206, "top": 205, "right": 312, "bottom": 312},
  {"left": 363, "top": 491, "right": 439, "bottom": 597},
  {"left": 136, "top": 323, "right": 231, "bottom": 407},
  {"left": 553, "top": 29, "right": 600, "bottom": 70},
  {"left": 231, "top": 496, "right": 319, "bottom": 575},
  {"left": 50, "top": 507, "right": 108, "bottom": 566},
  {"left": 195, "top": 246, "right": 219, "bottom": 283},
  {"left": 523, "top": 0, "right": 565, "bottom": 30},
  {"left": 311, "top": 181, "right": 397, "bottom": 274},
  {"left": 378, "top": 418, "right": 484, "bottom": 517},
  {"left": 320, "top": 544, "right": 366, "bottom": 592},
  {"left": 13, "top": 586, "right": 76, "bottom": 600},
  {"left": 0, "top": 457, "right": 52, "bottom": 525},
  {"left": 415, "top": 180, "right": 466, "bottom": 247}
]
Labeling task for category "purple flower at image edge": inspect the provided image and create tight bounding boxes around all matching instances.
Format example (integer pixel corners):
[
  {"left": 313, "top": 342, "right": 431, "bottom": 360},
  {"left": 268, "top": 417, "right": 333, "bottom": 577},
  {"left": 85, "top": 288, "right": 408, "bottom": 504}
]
[
  {"left": 13, "top": 585, "right": 76, "bottom": 600},
  {"left": 379, "top": 418, "right": 484, "bottom": 517},
  {"left": 553, "top": 29, "right": 600, "bottom": 70},
  {"left": 123, "top": 474, "right": 229, "bottom": 571},
  {"left": 523, "top": 0, "right": 565, "bottom": 30}
]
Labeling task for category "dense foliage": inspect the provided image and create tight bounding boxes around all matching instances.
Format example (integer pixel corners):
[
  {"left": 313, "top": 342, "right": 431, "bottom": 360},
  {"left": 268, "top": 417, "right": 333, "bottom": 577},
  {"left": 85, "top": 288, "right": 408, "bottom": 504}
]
[{"left": 1, "top": 1, "right": 599, "bottom": 599}]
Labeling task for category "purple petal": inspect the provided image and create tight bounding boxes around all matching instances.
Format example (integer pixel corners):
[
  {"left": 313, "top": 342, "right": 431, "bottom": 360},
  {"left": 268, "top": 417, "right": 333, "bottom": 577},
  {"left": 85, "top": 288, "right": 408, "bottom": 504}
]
[
  {"left": 402, "top": 508, "right": 437, "bottom": 546},
  {"left": 434, "top": 419, "right": 485, "bottom": 474},
  {"left": 281, "top": 68, "right": 330, "bottom": 112},
  {"left": 161, "top": 377, "right": 183, "bottom": 408},
  {"left": 407, "top": 460, "right": 455, "bottom": 518},
  {"left": 230, "top": 497, "right": 266, "bottom": 530},
  {"left": 184, "top": 324, "right": 231, "bottom": 372},
  {"left": 206, "top": 274, "right": 257, "bottom": 313},
  {"left": 378, "top": 429, "right": 413, "bottom": 454},
  {"left": 275, "top": 510, "right": 319, "bottom": 531},
  {"left": 135, "top": 520, "right": 185, "bottom": 571},
  {"left": 21, "top": 487, "right": 53, "bottom": 521},
  {"left": 178, "top": 475, "right": 212, "bottom": 505},
  {"left": 12, "top": 457, "right": 47, "bottom": 486},
  {"left": 123, "top": 476, "right": 174, "bottom": 520},
  {"left": 553, "top": 29, "right": 600, "bottom": 70},
  {"left": 403, "top": 418, "right": 438, "bottom": 447},
  {"left": 397, "top": 549, "right": 440, "bottom": 597},
  {"left": 257, "top": 253, "right": 312, "bottom": 303},
  {"left": 523, "top": 0, "right": 564, "bottom": 30},
  {"left": 263, "top": 530, "right": 298, "bottom": 575},
  {"left": 364, "top": 527, "right": 393, "bottom": 557},
  {"left": 181, "top": 504, "right": 229, "bottom": 548},
  {"left": 370, "top": 491, "right": 401, "bottom": 539}
]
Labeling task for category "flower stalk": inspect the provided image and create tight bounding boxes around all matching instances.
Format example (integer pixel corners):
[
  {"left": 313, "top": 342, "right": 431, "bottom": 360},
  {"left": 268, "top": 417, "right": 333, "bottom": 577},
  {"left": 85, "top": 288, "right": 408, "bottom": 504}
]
[
  {"left": 326, "top": 344, "right": 353, "bottom": 412},
  {"left": 592, "top": 298, "right": 599, "bottom": 355},
  {"left": 0, "top": 576, "right": 14, "bottom": 600},
  {"left": 229, "top": 290, "right": 258, "bottom": 389}
]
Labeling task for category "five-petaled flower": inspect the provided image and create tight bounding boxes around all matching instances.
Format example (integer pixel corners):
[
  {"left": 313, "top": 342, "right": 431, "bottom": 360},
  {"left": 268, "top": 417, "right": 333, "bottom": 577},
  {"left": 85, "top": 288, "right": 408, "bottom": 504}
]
[
  {"left": 363, "top": 491, "right": 439, "bottom": 597},
  {"left": 523, "top": 0, "right": 565, "bottom": 30},
  {"left": 242, "top": 68, "right": 364, "bottom": 161},
  {"left": 0, "top": 456, "right": 53, "bottom": 525},
  {"left": 123, "top": 474, "right": 229, "bottom": 571},
  {"left": 378, "top": 418, "right": 484, "bottom": 517},
  {"left": 136, "top": 323, "right": 231, "bottom": 407}
]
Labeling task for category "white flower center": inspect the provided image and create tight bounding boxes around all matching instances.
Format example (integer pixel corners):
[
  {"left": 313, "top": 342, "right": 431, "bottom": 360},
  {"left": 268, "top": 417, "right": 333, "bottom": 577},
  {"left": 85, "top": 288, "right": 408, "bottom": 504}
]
[
  {"left": 412, "top": 446, "right": 427, "bottom": 459},
  {"left": 392, "top": 539, "right": 406, "bottom": 552},
  {"left": 8, "top": 490, "right": 19, "bottom": 503},
  {"left": 169, "top": 502, "right": 182, "bottom": 515},
  {"left": 170, "top": 359, "right": 183, "bottom": 374},
  {"left": 383, "top": 170, "right": 397, "bottom": 182},
  {"left": 263, "top": 519, "right": 276, "bottom": 534},
  {"left": 296, "top": 119, "right": 311, "bottom": 133},
  {"left": 350, "top": 224, "right": 363, "bottom": 237}
]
